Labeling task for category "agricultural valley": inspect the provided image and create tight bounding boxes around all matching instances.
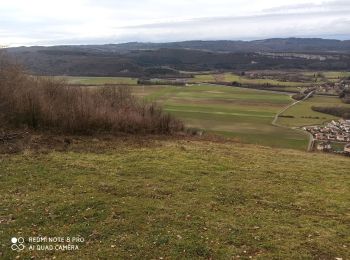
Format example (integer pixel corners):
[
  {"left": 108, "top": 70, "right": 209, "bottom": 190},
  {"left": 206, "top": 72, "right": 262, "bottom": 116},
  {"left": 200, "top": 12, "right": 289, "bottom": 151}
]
[{"left": 54, "top": 68, "right": 350, "bottom": 152}]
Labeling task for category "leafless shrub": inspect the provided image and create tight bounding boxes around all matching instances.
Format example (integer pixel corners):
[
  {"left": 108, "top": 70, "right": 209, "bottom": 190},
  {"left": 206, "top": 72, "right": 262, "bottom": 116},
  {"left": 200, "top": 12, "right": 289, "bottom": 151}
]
[{"left": 0, "top": 54, "right": 183, "bottom": 134}]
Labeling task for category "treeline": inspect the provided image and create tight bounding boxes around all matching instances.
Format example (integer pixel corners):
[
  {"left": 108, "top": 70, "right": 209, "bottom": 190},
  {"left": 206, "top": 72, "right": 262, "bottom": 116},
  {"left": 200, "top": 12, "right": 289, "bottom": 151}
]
[
  {"left": 0, "top": 54, "right": 183, "bottom": 134},
  {"left": 311, "top": 106, "right": 350, "bottom": 119}
]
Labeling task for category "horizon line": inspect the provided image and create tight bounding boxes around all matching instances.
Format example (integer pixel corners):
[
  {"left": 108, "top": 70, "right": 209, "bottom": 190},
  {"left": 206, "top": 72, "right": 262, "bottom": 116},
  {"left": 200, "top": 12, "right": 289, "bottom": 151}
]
[{"left": 4, "top": 36, "right": 350, "bottom": 48}]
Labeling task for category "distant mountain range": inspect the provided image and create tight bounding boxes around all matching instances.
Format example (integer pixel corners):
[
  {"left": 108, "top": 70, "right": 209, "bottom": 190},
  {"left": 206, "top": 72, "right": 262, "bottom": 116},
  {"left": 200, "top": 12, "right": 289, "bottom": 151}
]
[
  {"left": 5, "top": 38, "right": 350, "bottom": 76},
  {"left": 8, "top": 38, "right": 350, "bottom": 53},
  {"left": 97, "top": 38, "right": 350, "bottom": 53}
]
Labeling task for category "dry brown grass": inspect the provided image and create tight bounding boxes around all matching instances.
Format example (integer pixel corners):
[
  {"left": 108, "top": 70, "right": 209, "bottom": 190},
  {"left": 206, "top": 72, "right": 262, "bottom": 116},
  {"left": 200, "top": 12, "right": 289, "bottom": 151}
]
[{"left": 0, "top": 54, "right": 183, "bottom": 134}]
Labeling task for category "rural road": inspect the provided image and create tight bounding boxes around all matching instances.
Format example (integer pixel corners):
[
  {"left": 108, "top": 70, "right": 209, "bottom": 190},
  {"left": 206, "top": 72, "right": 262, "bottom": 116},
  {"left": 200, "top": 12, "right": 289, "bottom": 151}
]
[{"left": 272, "top": 91, "right": 315, "bottom": 151}]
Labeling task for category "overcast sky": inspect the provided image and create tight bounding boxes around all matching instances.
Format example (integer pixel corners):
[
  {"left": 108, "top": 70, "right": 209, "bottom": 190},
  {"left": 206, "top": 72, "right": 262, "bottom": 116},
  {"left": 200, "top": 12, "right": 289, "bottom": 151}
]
[{"left": 0, "top": 0, "right": 349, "bottom": 46}]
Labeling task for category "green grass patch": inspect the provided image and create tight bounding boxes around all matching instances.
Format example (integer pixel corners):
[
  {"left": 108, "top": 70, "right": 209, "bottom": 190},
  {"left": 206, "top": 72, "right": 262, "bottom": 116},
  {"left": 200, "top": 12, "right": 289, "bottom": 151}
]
[
  {"left": 1, "top": 140, "right": 349, "bottom": 259},
  {"left": 303, "top": 71, "right": 350, "bottom": 83},
  {"left": 277, "top": 96, "right": 350, "bottom": 127},
  {"left": 322, "top": 71, "right": 350, "bottom": 80},
  {"left": 133, "top": 84, "right": 308, "bottom": 150},
  {"left": 57, "top": 76, "right": 138, "bottom": 85},
  {"left": 190, "top": 73, "right": 311, "bottom": 87}
]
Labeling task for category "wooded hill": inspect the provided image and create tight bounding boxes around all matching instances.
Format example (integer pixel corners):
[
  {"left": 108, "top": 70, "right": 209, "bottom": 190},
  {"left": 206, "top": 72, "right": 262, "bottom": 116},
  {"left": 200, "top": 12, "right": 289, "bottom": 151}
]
[{"left": 6, "top": 38, "right": 350, "bottom": 77}]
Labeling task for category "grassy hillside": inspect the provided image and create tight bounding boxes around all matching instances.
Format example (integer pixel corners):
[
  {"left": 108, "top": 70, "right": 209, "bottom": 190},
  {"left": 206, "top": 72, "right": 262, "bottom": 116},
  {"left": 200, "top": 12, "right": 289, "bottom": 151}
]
[
  {"left": 137, "top": 84, "right": 308, "bottom": 150},
  {"left": 1, "top": 138, "right": 349, "bottom": 259}
]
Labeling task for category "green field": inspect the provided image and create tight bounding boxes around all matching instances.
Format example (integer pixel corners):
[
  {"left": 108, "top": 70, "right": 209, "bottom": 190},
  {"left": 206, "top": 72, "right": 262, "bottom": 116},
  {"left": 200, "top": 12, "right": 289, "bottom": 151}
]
[
  {"left": 56, "top": 71, "right": 349, "bottom": 88},
  {"left": 44, "top": 75, "right": 350, "bottom": 149},
  {"left": 1, "top": 138, "right": 349, "bottom": 259},
  {"left": 323, "top": 72, "right": 350, "bottom": 84},
  {"left": 303, "top": 71, "right": 350, "bottom": 82},
  {"left": 57, "top": 76, "right": 138, "bottom": 85},
  {"left": 277, "top": 96, "right": 350, "bottom": 127},
  {"left": 190, "top": 73, "right": 311, "bottom": 87},
  {"left": 322, "top": 71, "right": 350, "bottom": 80},
  {"left": 134, "top": 84, "right": 308, "bottom": 150}
]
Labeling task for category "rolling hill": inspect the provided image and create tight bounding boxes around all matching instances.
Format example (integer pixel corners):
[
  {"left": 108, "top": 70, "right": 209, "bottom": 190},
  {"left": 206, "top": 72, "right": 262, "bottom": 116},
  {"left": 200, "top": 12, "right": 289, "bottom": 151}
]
[{"left": 5, "top": 38, "right": 350, "bottom": 76}]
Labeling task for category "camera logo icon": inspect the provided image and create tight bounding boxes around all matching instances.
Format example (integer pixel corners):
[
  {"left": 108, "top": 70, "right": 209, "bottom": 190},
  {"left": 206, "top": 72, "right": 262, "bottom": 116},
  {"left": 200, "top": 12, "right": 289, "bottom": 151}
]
[{"left": 11, "top": 237, "right": 25, "bottom": 251}]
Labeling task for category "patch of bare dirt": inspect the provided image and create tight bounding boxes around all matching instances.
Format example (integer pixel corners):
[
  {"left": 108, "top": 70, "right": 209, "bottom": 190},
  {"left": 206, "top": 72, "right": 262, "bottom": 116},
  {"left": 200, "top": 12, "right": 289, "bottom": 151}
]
[
  {"left": 0, "top": 128, "right": 239, "bottom": 154},
  {"left": 0, "top": 130, "right": 31, "bottom": 154}
]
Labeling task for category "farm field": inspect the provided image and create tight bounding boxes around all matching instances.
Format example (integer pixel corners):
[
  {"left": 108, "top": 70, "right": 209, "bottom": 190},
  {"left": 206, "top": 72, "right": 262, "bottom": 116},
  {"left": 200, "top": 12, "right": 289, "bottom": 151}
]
[
  {"left": 303, "top": 71, "right": 350, "bottom": 82},
  {"left": 1, "top": 138, "right": 349, "bottom": 259},
  {"left": 190, "top": 70, "right": 350, "bottom": 94},
  {"left": 56, "top": 76, "right": 138, "bottom": 85},
  {"left": 43, "top": 74, "right": 350, "bottom": 150},
  {"left": 322, "top": 71, "right": 350, "bottom": 81},
  {"left": 322, "top": 71, "right": 350, "bottom": 78},
  {"left": 277, "top": 96, "right": 350, "bottom": 127},
  {"left": 134, "top": 84, "right": 308, "bottom": 150},
  {"left": 58, "top": 70, "right": 349, "bottom": 89},
  {"left": 190, "top": 73, "right": 312, "bottom": 87}
]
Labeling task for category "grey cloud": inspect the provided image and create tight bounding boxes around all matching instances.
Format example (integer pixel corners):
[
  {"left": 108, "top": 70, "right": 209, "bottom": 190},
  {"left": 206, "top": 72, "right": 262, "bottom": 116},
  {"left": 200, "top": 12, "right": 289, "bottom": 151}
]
[
  {"left": 263, "top": 0, "right": 350, "bottom": 13},
  {"left": 1, "top": 0, "right": 350, "bottom": 46},
  {"left": 119, "top": 10, "right": 350, "bottom": 30}
]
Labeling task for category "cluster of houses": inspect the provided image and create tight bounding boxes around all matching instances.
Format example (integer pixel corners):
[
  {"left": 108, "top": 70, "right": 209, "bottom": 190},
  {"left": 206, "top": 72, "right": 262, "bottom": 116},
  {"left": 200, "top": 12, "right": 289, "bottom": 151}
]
[
  {"left": 316, "top": 83, "right": 340, "bottom": 94},
  {"left": 337, "top": 79, "right": 350, "bottom": 88},
  {"left": 316, "top": 81, "right": 348, "bottom": 94},
  {"left": 312, "top": 78, "right": 350, "bottom": 94},
  {"left": 303, "top": 119, "right": 350, "bottom": 154}
]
